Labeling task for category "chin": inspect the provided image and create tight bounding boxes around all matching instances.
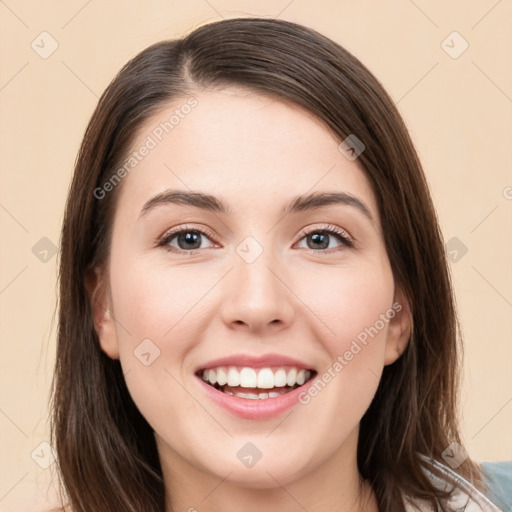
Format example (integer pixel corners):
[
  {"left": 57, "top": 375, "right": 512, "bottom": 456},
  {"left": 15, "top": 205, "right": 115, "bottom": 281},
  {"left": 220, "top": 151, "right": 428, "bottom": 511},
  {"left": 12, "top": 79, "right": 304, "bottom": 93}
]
[{"left": 204, "top": 453, "right": 309, "bottom": 489}]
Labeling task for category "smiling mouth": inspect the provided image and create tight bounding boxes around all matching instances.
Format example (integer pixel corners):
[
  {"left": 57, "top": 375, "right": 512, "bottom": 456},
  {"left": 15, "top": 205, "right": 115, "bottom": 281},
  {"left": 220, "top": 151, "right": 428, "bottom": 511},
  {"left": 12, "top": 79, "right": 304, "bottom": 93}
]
[{"left": 196, "top": 366, "right": 317, "bottom": 400}]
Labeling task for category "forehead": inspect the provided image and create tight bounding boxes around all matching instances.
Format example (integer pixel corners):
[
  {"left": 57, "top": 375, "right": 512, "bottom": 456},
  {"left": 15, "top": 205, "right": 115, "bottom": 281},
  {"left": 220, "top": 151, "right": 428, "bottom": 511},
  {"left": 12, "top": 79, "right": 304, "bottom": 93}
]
[{"left": 114, "top": 87, "right": 379, "bottom": 224}]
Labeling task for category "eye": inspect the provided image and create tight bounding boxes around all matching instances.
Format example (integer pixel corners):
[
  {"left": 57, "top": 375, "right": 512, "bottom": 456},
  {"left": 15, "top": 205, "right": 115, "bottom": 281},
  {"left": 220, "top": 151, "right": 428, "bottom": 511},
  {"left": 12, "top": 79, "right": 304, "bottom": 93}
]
[
  {"left": 157, "top": 224, "right": 354, "bottom": 255},
  {"left": 158, "top": 225, "right": 218, "bottom": 253},
  {"left": 295, "top": 225, "right": 354, "bottom": 252}
]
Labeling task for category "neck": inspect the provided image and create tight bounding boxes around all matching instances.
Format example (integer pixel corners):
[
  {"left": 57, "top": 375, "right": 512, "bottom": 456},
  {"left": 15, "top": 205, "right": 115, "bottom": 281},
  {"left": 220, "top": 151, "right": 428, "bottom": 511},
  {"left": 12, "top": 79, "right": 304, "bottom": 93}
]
[{"left": 158, "top": 426, "right": 379, "bottom": 512}]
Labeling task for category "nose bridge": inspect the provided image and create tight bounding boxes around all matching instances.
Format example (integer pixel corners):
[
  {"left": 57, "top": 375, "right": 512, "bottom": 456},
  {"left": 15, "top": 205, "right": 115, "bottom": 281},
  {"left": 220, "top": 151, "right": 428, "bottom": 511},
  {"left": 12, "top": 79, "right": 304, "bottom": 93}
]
[
  {"left": 220, "top": 234, "right": 294, "bottom": 331},
  {"left": 236, "top": 235, "right": 278, "bottom": 297}
]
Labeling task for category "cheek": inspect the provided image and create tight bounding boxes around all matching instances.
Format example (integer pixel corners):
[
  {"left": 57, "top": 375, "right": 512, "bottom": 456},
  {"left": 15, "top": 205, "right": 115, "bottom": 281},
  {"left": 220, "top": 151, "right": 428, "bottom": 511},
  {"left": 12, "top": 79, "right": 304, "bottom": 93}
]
[
  {"left": 110, "top": 255, "right": 217, "bottom": 345},
  {"left": 107, "top": 256, "right": 222, "bottom": 407},
  {"left": 292, "top": 261, "right": 394, "bottom": 429},
  {"left": 108, "top": 260, "right": 205, "bottom": 436},
  {"left": 293, "top": 257, "right": 394, "bottom": 355},
  {"left": 293, "top": 258, "right": 394, "bottom": 412}
]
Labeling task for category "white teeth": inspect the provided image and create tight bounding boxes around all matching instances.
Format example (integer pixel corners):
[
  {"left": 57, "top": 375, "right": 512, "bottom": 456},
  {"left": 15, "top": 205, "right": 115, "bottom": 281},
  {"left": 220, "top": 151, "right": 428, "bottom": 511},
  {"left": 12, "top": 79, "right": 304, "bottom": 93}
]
[
  {"left": 227, "top": 367, "right": 240, "bottom": 387},
  {"left": 256, "top": 368, "right": 274, "bottom": 389},
  {"left": 286, "top": 368, "right": 297, "bottom": 386},
  {"left": 229, "top": 388, "right": 289, "bottom": 399},
  {"left": 274, "top": 368, "right": 287, "bottom": 387},
  {"left": 240, "top": 367, "right": 257, "bottom": 387},
  {"left": 296, "top": 369, "right": 306, "bottom": 386},
  {"left": 200, "top": 366, "right": 312, "bottom": 389},
  {"left": 238, "top": 392, "right": 259, "bottom": 400},
  {"left": 216, "top": 367, "right": 228, "bottom": 386}
]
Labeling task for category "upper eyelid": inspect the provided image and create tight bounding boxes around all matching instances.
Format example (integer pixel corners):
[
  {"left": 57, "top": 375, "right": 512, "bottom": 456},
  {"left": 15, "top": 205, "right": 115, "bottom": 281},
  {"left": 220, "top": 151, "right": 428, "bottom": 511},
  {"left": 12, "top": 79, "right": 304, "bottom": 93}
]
[
  {"left": 159, "top": 224, "right": 218, "bottom": 244},
  {"left": 158, "top": 223, "right": 353, "bottom": 248},
  {"left": 298, "top": 224, "right": 352, "bottom": 240}
]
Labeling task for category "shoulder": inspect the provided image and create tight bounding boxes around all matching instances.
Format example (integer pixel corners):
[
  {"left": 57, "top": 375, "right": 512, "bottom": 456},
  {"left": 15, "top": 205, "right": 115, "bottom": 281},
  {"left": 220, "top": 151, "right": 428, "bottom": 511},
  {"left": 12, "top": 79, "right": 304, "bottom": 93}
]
[
  {"left": 403, "top": 455, "right": 506, "bottom": 512},
  {"left": 480, "top": 460, "right": 512, "bottom": 512}
]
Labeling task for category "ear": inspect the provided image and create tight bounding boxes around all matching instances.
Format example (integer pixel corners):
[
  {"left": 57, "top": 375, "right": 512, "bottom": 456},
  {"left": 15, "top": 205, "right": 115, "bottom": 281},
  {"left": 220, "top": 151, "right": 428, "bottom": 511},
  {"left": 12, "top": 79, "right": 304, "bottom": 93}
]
[
  {"left": 384, "top": 286, "right": 412, "bottom": 366},
  {"left": 85, "top": 266, "right": 119, "bottom": 359}
]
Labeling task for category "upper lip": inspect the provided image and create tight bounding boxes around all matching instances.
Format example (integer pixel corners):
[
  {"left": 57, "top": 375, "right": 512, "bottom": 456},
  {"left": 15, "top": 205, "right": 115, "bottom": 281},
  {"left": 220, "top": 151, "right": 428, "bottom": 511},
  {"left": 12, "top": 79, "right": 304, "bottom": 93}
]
[{"left": 196, "top": 353, "right": 315, "bottom": 373}]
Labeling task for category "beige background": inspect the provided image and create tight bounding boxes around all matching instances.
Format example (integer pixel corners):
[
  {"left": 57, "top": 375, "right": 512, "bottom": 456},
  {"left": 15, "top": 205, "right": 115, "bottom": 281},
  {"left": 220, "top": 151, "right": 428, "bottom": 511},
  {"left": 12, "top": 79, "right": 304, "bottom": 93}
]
[{"left": 0, "top": 1, "right": 511, "bottom": 510}]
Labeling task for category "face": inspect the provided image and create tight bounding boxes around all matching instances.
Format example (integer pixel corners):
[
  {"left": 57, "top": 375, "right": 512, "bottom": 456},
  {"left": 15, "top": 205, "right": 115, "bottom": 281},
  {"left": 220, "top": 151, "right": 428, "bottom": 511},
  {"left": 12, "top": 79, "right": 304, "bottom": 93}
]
[{"left": 90, "top": 87, "right": 411, "bottom": 490}]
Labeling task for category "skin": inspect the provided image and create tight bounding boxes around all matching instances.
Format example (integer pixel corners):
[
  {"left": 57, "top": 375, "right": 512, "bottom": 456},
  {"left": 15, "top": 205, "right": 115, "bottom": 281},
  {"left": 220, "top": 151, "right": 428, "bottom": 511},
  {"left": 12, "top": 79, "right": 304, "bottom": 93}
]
[{"left": 89, "top": 87, "right": 412, "bottom": 512}]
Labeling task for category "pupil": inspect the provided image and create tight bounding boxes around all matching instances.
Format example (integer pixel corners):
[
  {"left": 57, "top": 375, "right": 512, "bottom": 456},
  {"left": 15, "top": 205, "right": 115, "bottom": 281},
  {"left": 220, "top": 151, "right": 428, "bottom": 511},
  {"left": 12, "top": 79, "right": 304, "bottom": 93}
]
[
  {"left": 178, "top": 231, "right": 201, "bottom": 250},
  {"left": 176, "top": 231, "right": 329, "bottom": 251},
  {"left": 309, "top": 232, "right": 328, "bottom": 250}
]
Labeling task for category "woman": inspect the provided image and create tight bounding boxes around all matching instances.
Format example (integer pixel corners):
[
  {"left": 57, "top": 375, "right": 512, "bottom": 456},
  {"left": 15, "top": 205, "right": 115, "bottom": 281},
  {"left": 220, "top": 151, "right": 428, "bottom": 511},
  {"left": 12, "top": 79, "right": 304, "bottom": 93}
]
[{"left": 50, "top": 17, "right": 504, "bottom": 512}]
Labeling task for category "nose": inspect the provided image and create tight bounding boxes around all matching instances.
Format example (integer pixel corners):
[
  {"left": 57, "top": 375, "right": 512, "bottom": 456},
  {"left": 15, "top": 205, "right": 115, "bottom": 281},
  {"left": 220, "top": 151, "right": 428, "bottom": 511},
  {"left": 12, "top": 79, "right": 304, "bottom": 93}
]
[{"left": 219, "top": 242, "right": 295, "bottom": 335}]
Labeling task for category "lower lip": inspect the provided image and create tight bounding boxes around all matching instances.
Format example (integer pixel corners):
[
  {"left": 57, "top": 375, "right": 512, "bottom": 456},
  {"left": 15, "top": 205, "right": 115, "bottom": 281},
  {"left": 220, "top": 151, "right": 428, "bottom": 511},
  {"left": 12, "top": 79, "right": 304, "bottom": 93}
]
[{"left": 197, "top": 376, "right": 315, "bottom": 420}]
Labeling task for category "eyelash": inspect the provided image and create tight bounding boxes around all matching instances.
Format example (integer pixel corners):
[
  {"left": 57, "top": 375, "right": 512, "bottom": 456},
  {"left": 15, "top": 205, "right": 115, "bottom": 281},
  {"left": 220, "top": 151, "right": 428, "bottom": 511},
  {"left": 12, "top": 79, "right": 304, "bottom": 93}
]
[{"left": 157, "top": 224, "right": 355, "bottom": 255}]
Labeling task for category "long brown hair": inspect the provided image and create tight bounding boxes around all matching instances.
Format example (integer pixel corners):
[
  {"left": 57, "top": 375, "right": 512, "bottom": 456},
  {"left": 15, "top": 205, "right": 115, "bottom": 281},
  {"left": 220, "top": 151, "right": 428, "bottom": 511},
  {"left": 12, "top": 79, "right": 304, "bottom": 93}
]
[{"left": 50, "top": 17, "right": 485, "bottom": 512}]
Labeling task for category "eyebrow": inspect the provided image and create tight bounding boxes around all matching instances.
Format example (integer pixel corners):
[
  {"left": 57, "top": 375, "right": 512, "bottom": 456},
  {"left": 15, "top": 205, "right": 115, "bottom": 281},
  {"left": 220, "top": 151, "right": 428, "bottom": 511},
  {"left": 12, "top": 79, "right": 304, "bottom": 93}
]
[{"left": 139, "top": 189, "right": 374, "bottom": 223}]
